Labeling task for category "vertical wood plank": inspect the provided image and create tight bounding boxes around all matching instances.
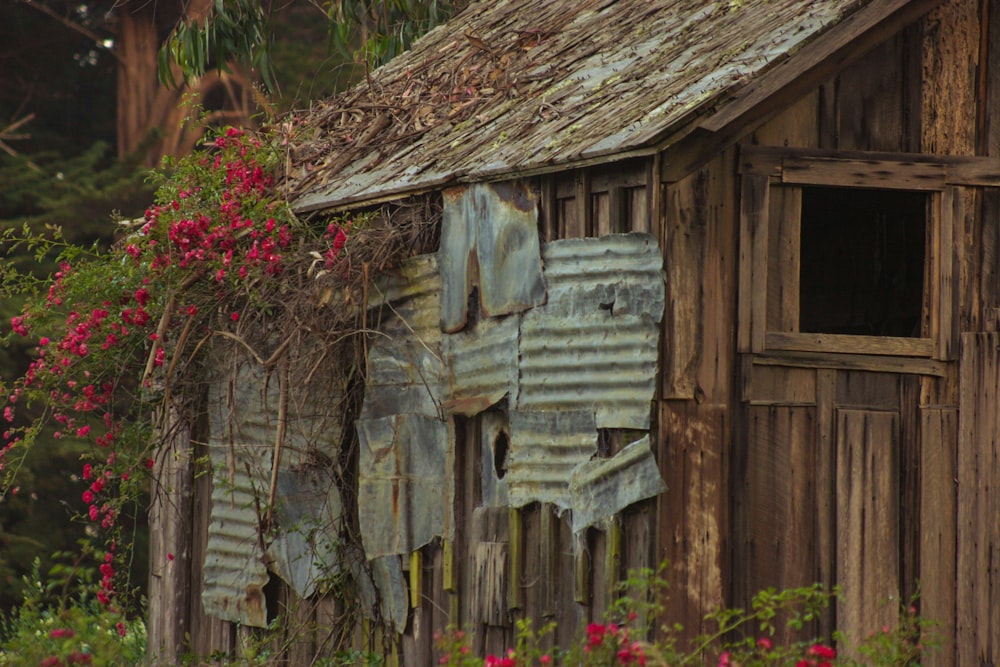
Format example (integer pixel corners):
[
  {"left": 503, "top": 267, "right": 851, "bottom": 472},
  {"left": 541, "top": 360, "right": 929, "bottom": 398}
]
[
  {"left": 609, "top": 185, "right": 627, "bottom": 234},
  {"left": 663, "top": 172, "right": 705, "bottom": 399},
  {"left": 742, "top": 404, "right": 819, "bottom": 640},
  {"left": 594, "top": 191, "right": 611, "bottom": 236},
  {"left": 957, "top": 333, "right": 1000, "bottom": 667},
  {"left": 577, "top": 170, "right": 593, "bottom": 237},
  {"left": 658, "top": 401, "right": 728, "bottom": 649},
  {"left": 935, "top": 188, "right": 959, "bottom": 360},
  {"left": 836, "top": 409, "right": 900, "bottom": 656},
  {"left": 814, "top": 369, "right": 837, "bottom": 640},
  {"left": 921, "top": 0, "right": 980, "bottom": 157},
  {"left": 147, "top": 405, "right": 194, "bottom": 665},
  {"left": 765, "top": 186, "right": 802, "bottom": 333},
  {"left": 539, "top": 176, "right": 557, "bottom": 243},
  {"left": 738, "top": 173, "right": 770, "bottom": 353},
  {"left": 920, "top": 406, "right": 957, "bottom": 667},
  {"left": 663, "top": 148, "right": 737, "bottom": 401}
]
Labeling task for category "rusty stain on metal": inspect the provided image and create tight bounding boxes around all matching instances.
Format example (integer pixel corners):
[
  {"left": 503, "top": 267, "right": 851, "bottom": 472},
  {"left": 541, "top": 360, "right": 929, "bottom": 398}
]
[
  {"left": 442, "top": 314, "right": 520, "bottom": 415},
  {"left": 289, "top": 0, "right": 865, "bottom": 213},
  {"left": 439, "top": 182, "right": 546, "bottom": 332},
  {"left": 568, "top": 435, "right": 666, "bottom": 532},
  {"left": 201, "top": 346, "right": 347, "bottom": 624},
  {"left": 356, "top": 414, "right": 453, "bottom": 559}
]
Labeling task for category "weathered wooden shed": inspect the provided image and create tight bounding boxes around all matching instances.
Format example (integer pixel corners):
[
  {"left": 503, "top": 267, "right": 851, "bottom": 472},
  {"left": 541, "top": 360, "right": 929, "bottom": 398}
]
[{"left": 147, "top": 0, "right": 1000, "bottom": 664}]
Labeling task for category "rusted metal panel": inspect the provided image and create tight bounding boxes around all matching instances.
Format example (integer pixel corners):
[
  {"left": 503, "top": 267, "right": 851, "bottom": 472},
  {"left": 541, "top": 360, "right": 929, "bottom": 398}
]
[
  {"left": 518, "top": 233, "right": 664, "bottom": 429},
  {"left": 507, "top": 409, "right": 597, "bottom": 509},
  {"left": 443, "top": 314, "right": 520, "bottom": 415},
  {"left": 439, "top": 182, "right": 546, "bottom": 332},
  {"left": 363, "top": 254, "right": 444, "bottom": 420},
  {"left": 268, "top": 467, "right": 343, "bottom": 599},
  {"left": 201, "top": 448, "right": 269, "bottom": 628},
  {"left": 568, "top": 436, "right": 666, "bottom": 533},
  {"left": 289, "top": 0, "right": 873, "bottom": 213},
  {"left": 349, "top": 553, "right": 409, "bottom": 633},
  {"left": 356, "top": 414, "right": 453, "bottom": 558},
  {"left": 202, "top": 348, "right": 348, "bottom": 624}
]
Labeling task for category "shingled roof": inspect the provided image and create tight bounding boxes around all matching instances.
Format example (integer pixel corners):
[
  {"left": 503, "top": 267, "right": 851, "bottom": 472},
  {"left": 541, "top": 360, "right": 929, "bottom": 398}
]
[{"left": 284, "top": 0, "right": 938, "bottom": 213}]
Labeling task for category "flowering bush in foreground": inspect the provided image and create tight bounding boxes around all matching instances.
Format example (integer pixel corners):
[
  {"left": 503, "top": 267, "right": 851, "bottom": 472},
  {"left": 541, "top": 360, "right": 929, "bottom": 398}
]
[
  {"left": 0, "top": 125, "right": 354, "bottom": 654},
  {"left": 0, "top": 561, "right": 145, "bottom": 666},
  {"left": 435, "top": 567, "right": 937, "bottom": 667}
]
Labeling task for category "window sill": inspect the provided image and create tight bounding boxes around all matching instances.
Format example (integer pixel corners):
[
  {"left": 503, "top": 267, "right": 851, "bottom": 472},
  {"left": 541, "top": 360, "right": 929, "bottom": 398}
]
[{"left": 764, "top": 331, "right": 934, "bottom": 357}]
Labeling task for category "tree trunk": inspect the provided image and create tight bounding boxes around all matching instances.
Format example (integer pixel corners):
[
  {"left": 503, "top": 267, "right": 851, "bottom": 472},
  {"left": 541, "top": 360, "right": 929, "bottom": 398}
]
[{"left": 114, "top": 0, "right": 256, "bottom": 166}]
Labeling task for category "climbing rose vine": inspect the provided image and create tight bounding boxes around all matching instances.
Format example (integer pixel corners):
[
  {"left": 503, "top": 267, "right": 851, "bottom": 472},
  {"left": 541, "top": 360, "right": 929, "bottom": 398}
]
[{"left": 0, "top": 126, "right": 351, "bottom": 621}]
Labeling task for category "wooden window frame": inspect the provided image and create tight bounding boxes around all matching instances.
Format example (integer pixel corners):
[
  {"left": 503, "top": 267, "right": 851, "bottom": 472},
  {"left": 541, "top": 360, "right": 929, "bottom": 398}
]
[{"left": 737, "top": 145, "right": 972, "bottom": 365}]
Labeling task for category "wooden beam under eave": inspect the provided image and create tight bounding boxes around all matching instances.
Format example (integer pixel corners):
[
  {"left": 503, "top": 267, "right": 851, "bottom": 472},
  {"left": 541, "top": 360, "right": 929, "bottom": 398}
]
[{"left": 658, "top": 0, "right": 947, "bottom": 184}]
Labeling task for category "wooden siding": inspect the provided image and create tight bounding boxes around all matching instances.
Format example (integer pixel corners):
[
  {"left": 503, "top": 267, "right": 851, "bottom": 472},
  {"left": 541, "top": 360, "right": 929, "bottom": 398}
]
[
  {"left": 957, "top": 333, "right": 1000, "bottom": 667},
  {"left": 151, "top": 3, "right": 1000, "bottom": 666}
]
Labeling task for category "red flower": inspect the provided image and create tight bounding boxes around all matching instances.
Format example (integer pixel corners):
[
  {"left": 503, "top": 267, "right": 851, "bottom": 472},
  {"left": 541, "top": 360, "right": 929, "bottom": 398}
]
[{"left": 808, "top": 644, "right": 836, "bottom": 659}]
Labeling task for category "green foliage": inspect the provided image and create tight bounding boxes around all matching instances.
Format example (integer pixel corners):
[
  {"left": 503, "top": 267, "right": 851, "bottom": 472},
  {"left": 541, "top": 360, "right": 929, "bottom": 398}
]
[
  {"left": 435, "top": 565, "right": 939, "bottom": 666},
  {"left": 326, "top": 0, "right": 466, "bottom": 67},
  {"left": 0, "top": 560, "right": 145, "bottom": 666},
  {"left": 160, "top": 0, "right": 468, "bottom": 92},
  {"left": 161, "top": 0, "right": 276, "bottom": 91}
]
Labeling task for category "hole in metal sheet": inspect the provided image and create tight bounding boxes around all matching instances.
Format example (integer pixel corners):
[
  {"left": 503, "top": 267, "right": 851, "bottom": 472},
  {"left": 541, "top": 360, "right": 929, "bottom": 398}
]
[{"left": 493, "top": 431, "right": 509, "bottom": 479}]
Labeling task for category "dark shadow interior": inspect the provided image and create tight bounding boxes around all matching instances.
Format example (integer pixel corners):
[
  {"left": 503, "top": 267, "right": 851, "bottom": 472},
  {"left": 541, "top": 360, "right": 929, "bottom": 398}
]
[{"left": 799, "top": 187, "right": 926, "bottom": 338}]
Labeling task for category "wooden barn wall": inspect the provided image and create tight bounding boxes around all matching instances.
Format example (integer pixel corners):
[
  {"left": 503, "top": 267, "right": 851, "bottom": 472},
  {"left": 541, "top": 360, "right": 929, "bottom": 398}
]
[
  {"left": 388, "top": 158, "right": 662, "bottom": 664},
  {"left": 148, "top": 2, "right": 1000, "bottom": 665},
  {"left": 696, "top": 2, "right": 987, "bottom": 665}
]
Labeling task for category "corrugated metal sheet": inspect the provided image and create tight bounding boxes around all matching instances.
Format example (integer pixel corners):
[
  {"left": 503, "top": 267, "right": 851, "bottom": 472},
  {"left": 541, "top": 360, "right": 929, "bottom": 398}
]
[
  {"left": 268, "top": 467, "right": 343, "bottom": 599},
  {"left": 518, "top": 234, "right": 664, "bottom": 429},
  {"left": 356, "top": 414, "right": 453, "bottom": 559},
  {"left": 507, "top": 409, "right": 597, "bottom": 508},
  {"left": 202, "top": 447, "right": 269, "bottom": 628},
  {"left": 288, "top": 0, "right": 872, "bottom": 212},
  {"left": 363, "top": 254, "right": 444, "bottom": 420},
  {"left": 202, "top": 349, "right": 347, "bottom": 624},
  {"left": 202, "top": 357, "right": 275, "bottom": 628},
  {"left": 568, "top": 435, "right": 666, "bottom": 532},
  {"left": 439, "top": 183, "right": 546, "bottom": 331},
  {"left": 442, "top": 314, "right": 519, "bottom": 415}
]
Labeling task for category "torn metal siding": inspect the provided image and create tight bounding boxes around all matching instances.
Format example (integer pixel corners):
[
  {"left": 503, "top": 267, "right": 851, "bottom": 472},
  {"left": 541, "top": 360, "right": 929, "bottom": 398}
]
[
  {"left": 202, "top": 348, "right": 347, "bottom": 625},
  {"left": 568, "top": 435, "right": 666, "bottom": 532},
  {"left": 506, "top": 410, "right": 597, "bottom": 509},
  {"left": 363, "top": 254, "right": 444, "bottom": 420},
  {"left": 439, "top": 182, "right": 546, "bottom": 332},
  {"left": 353, "top": 231, "right": 665, "bottom": 555},
  {"left": 356, "top": 414, "right": 453, "bottom": 559},
  {"left": 289, "top": 0, "right": 873, "bottom": 212},
  {"left": 201, "top": 449, "right": 269, "bottom": 628},
  {"left": 269, "top": 467, "right": 343, "bottom": 599},
  {"left": 442, "top": 314, "right": 520, "bottom": 415},
  {"left": 517, "top": 234, "right": 664, "bottom": 430}
]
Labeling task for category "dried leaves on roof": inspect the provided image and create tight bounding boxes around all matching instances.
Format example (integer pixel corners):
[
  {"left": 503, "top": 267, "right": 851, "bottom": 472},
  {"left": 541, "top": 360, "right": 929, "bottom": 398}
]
[{"left": 280, "top": 0, "right": 868, "bottom": 212}]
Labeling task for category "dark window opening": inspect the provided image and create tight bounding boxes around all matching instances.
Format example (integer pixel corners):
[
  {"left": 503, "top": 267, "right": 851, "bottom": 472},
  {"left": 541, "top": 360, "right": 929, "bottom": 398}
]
[
  {"left": 493, "top": 431, "right": 509, "bottom": 479},
  {"left": 799, "top": 187, "right": 926, "bottom": 338}
]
